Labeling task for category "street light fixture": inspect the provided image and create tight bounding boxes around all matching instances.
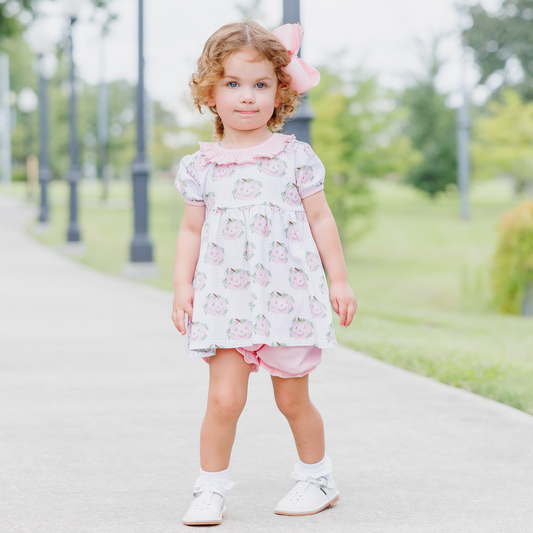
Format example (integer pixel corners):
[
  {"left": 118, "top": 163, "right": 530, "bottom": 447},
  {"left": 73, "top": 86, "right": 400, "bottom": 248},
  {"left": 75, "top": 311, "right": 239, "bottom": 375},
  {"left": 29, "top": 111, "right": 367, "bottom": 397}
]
[
  {"left": 62, "top": 0, "right": 85, "bottom": 252},
  {"left": 17, "top": 87, "right": 39, "bottom": 200}
]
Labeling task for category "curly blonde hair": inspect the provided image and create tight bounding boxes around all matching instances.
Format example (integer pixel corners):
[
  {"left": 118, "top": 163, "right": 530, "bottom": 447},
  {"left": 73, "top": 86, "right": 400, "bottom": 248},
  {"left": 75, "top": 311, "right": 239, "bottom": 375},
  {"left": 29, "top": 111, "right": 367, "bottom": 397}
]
[{"left": 189, "top": 21, "right": 301, "bottom": 140}]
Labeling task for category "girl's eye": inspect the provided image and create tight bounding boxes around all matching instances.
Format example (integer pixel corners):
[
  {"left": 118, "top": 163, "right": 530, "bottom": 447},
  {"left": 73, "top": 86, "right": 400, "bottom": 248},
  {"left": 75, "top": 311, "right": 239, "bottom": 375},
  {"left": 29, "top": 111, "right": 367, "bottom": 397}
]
[
  {"left": 256, "top": 82, "right": 267, "bottom": 89},
  {"left": 227, "top": 82, "right": 238, "bottom": 88}
]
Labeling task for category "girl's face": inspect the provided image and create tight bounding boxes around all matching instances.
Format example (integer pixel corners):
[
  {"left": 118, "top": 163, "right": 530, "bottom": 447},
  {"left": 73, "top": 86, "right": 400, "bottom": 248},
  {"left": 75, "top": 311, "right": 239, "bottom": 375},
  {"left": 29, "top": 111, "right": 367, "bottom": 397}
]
[{"left": 208, "top": 49, "right": 280, "bottom": 136}]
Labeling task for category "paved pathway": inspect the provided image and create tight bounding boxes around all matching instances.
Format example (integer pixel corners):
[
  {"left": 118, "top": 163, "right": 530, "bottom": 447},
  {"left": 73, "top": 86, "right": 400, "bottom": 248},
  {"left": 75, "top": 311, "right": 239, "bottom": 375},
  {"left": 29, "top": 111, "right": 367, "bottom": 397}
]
[{"left": 1, "top": 194, "right": 532, "bottom": 533}]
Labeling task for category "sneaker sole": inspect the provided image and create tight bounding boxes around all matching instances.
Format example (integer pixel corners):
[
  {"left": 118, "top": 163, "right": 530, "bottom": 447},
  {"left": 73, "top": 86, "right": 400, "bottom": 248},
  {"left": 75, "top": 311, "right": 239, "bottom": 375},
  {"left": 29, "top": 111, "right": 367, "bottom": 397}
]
[
  {"left": 183, "top": 511, "right": 226, "bottom": 526},
  {"left": 275, "top": 495, "right": 339, "bottom": 516}
]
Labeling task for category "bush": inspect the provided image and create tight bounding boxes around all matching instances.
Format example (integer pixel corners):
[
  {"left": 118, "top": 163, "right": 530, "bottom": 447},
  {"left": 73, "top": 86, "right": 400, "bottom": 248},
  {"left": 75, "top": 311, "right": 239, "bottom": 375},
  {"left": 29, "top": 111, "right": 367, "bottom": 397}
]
[
  {"left": 11, "top": 166, "right": 26, "bottom": 182},
  {"left": 492, "top": 200, "right": 533, "bottom": 314}
]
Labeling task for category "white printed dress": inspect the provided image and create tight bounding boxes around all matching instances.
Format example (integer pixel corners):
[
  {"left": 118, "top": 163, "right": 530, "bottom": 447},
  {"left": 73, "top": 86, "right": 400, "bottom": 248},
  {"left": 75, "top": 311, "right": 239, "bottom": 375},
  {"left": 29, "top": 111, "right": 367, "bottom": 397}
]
[{"left": 175, "top": 133, "right": 337, "bottom": 358}]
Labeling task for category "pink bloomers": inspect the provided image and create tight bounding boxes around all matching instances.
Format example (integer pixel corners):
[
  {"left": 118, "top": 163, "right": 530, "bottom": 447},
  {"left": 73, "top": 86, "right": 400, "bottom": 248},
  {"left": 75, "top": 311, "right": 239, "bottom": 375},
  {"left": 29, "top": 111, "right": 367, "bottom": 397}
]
[{"left": 203, "top": 344, "right": 322, "bottom": 378}]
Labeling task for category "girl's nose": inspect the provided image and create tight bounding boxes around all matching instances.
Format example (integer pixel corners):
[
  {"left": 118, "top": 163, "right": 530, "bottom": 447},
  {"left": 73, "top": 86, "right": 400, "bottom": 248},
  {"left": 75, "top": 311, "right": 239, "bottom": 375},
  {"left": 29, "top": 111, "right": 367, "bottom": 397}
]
[{"left": 240, "top": 87, "right": 255, "bottom": 104}]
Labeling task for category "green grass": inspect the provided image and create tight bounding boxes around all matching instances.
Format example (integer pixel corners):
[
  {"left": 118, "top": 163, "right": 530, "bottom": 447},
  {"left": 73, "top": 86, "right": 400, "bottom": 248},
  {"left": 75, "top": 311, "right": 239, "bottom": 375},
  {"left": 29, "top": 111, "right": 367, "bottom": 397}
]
[{"left": 4, "top": 177, "right": 533, "bottom": 415}]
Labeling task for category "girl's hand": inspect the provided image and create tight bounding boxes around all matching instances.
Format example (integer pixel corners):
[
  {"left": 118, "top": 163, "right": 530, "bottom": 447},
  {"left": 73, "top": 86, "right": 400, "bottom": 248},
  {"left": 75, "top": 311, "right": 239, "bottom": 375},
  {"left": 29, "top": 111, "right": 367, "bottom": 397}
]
[
  {"left": 172, "top": 282, "right": 195, "bottom": 335},
  {"left": 329, "top": 280, "right": 357, "bottom": 327}
]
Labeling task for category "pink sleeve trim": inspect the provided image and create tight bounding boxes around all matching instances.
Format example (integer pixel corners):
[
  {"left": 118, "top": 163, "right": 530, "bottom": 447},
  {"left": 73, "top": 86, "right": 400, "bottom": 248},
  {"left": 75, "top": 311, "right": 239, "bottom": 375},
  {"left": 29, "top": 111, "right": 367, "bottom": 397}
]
[
  {"left": 300, "top": 184, "right": 324, "bottom": 199},
  {"left": 184, "top": 198, "right": 205, "bottom": 206}
]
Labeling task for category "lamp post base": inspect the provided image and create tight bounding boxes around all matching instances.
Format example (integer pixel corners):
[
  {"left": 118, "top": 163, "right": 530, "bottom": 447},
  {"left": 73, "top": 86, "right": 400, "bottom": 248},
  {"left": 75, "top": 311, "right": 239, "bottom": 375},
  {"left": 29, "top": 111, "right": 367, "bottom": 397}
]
[
  {"left": 33, "top": 221, "right": 51, "bottom": 235},
  {"left": 123, "top": 261, "right": 159, "bottom": 279},
  {"left": 60, "top": 241, "right": 86, "bottom": 257}
]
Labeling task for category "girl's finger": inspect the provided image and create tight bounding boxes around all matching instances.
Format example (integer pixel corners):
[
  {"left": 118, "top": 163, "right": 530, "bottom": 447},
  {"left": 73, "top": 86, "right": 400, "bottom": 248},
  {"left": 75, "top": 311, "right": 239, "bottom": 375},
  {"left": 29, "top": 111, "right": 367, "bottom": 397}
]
[
  {"left": 345, "top": 303, "right": 356, "bottom": 326},
  {"left": 177, "top": 308, "right": 186, "bottom": 335},
  {"left": 339, "top": 301, "right": 348, "bottom": 326}
]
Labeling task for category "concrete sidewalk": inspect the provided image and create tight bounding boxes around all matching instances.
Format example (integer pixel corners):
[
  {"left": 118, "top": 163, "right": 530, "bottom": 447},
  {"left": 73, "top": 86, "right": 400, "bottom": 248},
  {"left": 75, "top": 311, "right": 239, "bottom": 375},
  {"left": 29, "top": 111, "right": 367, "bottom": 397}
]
[{"left": 1, "top": 194, "right": 532, "bottom": 533}]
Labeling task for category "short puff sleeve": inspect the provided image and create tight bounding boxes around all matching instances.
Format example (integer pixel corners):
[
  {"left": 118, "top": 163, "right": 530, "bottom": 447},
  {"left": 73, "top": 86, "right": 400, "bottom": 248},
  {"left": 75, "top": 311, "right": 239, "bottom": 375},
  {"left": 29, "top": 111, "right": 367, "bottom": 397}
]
[
  {"left": 294, "top": 142, "right": 326, "bottom": 199},
  {"left": 175, "top": 155, "right": 205, "bottom": 206}
]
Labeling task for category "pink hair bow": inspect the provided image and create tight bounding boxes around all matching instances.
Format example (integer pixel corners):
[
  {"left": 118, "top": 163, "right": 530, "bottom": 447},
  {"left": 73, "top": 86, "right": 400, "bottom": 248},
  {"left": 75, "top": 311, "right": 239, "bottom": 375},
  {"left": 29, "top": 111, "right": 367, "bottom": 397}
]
[{"left": 272, "top": 23, "right": 320, "bottom": 93}]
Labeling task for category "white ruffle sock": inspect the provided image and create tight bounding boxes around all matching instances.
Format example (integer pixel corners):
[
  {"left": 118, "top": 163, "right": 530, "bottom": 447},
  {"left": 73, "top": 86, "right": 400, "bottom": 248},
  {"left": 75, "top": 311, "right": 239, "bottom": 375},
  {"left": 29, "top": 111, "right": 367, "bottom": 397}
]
[
  {"left": 291, "top": 454, "right": 333, "bottom": 495},
  {"left": 194, "top": 468, "right": 235, "bottom": 504}
]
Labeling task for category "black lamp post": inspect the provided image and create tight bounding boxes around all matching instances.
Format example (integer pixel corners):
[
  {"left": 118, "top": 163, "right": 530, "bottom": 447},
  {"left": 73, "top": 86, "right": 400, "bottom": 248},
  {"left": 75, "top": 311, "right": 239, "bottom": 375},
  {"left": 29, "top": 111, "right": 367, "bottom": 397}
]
[
  {"left": 38, "top": 57, "right": 51, "bottom": 224},
  {"left": 282, "top": 0, "right": 314, "bottom": 144},
  {"left": 62, "top": 0, "right": 84, "bottom": 250},
  {"left": 36, "top": 53, "right": 57, "bottom": 227},
  {"left": 125, "top": 0, "right": 156, "bottom": 277},
  {"left": 66, "top": 15, "right": 81, "bottom": 243}
]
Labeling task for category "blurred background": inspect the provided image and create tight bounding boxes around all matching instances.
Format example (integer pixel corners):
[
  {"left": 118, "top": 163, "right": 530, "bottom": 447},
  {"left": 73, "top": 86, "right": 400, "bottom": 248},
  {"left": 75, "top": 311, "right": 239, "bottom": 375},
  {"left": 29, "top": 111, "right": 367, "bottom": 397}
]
[{"left": 1, "top": 0, "right": 532, "bottom": 413}]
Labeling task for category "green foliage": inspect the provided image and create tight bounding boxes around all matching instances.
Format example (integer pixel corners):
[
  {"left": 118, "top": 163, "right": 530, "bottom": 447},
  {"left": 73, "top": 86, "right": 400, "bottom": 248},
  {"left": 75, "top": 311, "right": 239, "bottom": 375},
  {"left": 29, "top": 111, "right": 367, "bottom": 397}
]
[
  {"left": 465, "top": 0, "right": 533, "bottom": 101},
  {"left": 310, "top": 67, "right": 419, "bottom": 243},
  {"left": 492, "top": 200, "right": 533, "bottom": 314},
  {"left": 149, "top": 101, "right": 181, "bottom": 173},
  {"left": 471, "top": 88, "right": 533, "bottom": 192},
  {"left": 0, "top": 1, "right": 34, "bottom": 41},
  {"left": 400, "top": 40, "right": 457, "bottom": 197},
  {"left": 11, "top": 166, "right": 26, "bottom": 182}
]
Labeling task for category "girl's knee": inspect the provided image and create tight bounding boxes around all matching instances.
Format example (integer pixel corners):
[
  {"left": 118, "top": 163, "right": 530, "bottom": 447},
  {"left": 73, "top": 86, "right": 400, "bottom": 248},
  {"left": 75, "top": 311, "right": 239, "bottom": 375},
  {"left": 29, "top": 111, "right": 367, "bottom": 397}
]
[
  {"left": 208, "top": 385, "right": 247, "bottom": 420},
  {"left": 274, "top": 386, "right": 310, "bottom": 420}
]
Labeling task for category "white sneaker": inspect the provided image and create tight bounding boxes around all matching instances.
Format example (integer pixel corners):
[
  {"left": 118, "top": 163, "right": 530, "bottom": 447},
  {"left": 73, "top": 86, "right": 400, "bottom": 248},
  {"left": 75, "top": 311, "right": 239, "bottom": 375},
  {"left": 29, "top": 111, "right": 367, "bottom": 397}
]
[
  {"left": 182, "top": 483, "right": 226, "bottom": 526},
  {"left": 275, "top": 475, "right": 339, "bottom": 516}
]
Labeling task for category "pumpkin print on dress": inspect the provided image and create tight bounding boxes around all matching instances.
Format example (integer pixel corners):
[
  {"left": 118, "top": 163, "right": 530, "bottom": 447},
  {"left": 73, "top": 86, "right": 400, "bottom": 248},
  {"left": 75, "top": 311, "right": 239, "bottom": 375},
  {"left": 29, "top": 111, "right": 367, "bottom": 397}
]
[
  {"left": 227, "top": 318, "right": 253, "bottom": 340},
  {"left": 253, "top": 314, "right": 271, "bottom": 337},
  {"left": 204, "top": 293, "right": 229, "bottom": 316},
  {"left": 223, "top": 218, "right": 245, "bottom": 240},
  {"left": 189, "top": 321, "right": 209, "bottom": 342},
  {"left": 309, "top": 296, "right": 327, "bottom": 319},
  {"left": 193, "top": 271, "right": 207, "bottom": 291},
  {"left": 257, "top": 156, "right": 287, "bottom": 177},
  {"left": 267, "top": 292, "right": 295, "bottom": 314},
  {"left": 213, "top": 163, "right": 236, "bottom": 181},
  {"left": 269, "top": 241, "right": 288, "bottom": 263},
  {"left": 251, "top": 213, "right": 271, "bottom": 237},
  {"left": 289, "top": 267, "right": 309, "bottom": 290},
  {"left": 233, "top": 178, "right": 262, "bottom": 200},
  {"left": 290, "top": 318, "right": 314, "bottom": 339},
  {"left": 223, "top": 268, "right": 251, "bottom": 290},
  {"left": 253, "top": 263, "right": 271, "bottom": 287}
]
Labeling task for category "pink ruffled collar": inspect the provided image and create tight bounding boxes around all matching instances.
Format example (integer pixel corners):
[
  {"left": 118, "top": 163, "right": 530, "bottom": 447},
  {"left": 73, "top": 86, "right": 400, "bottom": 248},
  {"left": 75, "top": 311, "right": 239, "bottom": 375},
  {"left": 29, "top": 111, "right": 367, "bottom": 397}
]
[{"left": 199, "top": 133, "right": 295, "bottom": 164}]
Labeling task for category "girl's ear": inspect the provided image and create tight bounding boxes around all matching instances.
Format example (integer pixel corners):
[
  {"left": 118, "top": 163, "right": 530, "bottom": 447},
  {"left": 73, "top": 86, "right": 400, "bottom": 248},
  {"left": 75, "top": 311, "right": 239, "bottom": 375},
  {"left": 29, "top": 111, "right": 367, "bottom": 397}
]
[{"left": 207, "top": 95, "right": 216, "bottom": 107}]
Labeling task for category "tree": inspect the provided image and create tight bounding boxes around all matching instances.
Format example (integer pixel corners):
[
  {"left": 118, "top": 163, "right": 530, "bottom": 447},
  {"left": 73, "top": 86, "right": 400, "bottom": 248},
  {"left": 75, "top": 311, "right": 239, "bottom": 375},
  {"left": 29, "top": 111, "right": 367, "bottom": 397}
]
[
  {"left": 471, "top": 88, "right": 533, "bottom": 193},
  {"left": 400, "top": 39, "right": 457, "bottom": 197},
  {"left": 309, "top": 67, "right": 420, "bottom": 243},
  {"left": 465, "top": 0, "right": 533, "bottom": 101}
]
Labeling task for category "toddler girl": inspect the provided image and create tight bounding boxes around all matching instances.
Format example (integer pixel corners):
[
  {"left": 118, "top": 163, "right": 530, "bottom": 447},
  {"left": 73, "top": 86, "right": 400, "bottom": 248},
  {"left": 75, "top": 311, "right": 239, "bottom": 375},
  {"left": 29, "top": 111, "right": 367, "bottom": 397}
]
[{"left": 172, "top": 21, "right": 357, "bottom": 526}]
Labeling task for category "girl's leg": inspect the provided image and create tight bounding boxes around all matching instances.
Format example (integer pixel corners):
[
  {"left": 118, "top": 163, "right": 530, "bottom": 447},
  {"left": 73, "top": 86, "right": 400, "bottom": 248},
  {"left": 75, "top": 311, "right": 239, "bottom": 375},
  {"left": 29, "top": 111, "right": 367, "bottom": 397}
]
[
  {"left": 200, "top": 348, "right": 251, "bottom": 472},
  {"left": 271, "top": 374, "right": 325, "bottom": 464}
]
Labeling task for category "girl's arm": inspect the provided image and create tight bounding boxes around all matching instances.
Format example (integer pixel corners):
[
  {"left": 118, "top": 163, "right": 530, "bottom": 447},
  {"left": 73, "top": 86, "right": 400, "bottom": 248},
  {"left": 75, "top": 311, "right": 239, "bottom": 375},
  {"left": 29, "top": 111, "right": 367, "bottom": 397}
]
[
  {"left": 172, "top": 204, "right": 206, "bottom": 335},
  {"left": 302, "top": 191, "right": 357, "bottom": 327}
]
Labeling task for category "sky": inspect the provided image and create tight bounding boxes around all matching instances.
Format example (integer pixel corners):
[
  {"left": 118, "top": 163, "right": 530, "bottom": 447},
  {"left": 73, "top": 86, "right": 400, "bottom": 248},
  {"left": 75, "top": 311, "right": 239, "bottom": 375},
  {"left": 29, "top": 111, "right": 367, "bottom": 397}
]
[{"left": 28, "top": 0, "right": 506, "bottom": 124}]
